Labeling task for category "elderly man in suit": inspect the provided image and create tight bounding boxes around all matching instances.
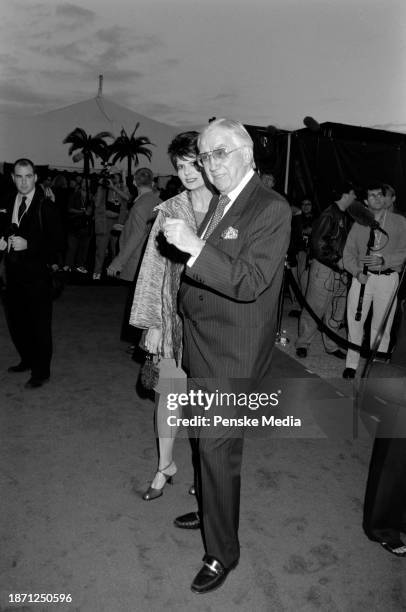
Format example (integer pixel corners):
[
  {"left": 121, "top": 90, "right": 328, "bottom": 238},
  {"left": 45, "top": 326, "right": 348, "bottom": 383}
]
[
  {"left": 163, "top": 118, "right": 291, "bottom": 593},
  {"left": 0, "top": 158, "right": 62, "bottom": 388}
]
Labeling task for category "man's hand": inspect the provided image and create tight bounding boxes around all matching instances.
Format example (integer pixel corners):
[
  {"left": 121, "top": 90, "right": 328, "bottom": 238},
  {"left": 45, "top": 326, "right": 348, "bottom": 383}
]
[
  {"left": 0, "top": 237, "right": 7, "bottom": 251},
  {"left": 357, "top": 271, "right": 369, "bottom": 284},
  {"left": 10, "top": 235, "right": 28, "bottom": 251},
  {"left": 360, "top": 254, "right": 384, "bottom": 271},
  {"left": 162, "top": 219, "right": 205, "bottom": 257},
  {"left": 107, "top": 259, "right": 122, "bottom": 277}
]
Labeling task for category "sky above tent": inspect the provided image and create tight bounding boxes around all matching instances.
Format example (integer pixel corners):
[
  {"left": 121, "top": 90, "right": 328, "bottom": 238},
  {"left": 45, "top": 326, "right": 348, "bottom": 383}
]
[{"left": 1, "top": 0, "right": 405, "bottom": 132}]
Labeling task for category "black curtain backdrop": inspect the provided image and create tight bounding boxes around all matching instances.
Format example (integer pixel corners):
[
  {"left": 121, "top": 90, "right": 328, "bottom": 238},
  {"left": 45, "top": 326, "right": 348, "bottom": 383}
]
[{"left": 247, "top": 122, "right": 406, "bottom": 212}]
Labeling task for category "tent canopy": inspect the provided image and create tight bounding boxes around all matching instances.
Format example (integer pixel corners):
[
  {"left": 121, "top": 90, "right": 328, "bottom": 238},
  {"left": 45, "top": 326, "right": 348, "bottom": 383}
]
[{"left": 0, "top": 95, "right": 180, "bottom": 175}]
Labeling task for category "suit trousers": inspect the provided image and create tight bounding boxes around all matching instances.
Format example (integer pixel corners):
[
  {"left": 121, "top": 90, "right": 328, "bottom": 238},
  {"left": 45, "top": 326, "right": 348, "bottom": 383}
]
[
  {"left": 5, "top": 275, "right": 53, "bottom": 379},
  {"left": 186, "top": 383, "right": 243, "bottom": 569},
  {"left": 346, "top": 273, "right": 398, "bottom": 369}
]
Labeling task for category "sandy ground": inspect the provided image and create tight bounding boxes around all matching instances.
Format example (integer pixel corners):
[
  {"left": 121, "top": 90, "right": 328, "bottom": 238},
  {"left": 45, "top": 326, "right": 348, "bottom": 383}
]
[{"left": 1, "top": 284, "right": 404, "bottom": 612}]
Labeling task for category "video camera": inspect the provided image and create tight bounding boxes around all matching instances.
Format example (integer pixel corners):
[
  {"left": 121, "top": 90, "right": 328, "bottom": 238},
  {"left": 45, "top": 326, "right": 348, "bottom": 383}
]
[
  {"left": 99, "top": 162, "right": 114, "bottom": 188},
  {"left": 98, "top": 163, "right": 122, "bottom": 213}
]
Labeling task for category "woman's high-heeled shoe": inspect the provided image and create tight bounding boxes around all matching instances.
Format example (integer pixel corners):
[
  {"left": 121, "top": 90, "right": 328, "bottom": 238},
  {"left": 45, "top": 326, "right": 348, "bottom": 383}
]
[{"left": 142, "top": 462, "right": 177, "bottom": 501}]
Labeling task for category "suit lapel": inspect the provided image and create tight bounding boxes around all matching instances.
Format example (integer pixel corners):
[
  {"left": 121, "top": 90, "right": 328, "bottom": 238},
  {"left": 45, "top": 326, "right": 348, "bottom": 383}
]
[
  {"left": 202, "top": 174, "right": 260, "bottom": 242},
  {"left": 181, "top": 174, "right": 260, "bottom": 298}
]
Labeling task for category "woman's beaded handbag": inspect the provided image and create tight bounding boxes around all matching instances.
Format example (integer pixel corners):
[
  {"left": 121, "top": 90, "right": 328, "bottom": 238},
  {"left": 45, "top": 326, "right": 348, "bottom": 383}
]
[{"left": 139, "top": 353, "right": 160, "bottom": 390}]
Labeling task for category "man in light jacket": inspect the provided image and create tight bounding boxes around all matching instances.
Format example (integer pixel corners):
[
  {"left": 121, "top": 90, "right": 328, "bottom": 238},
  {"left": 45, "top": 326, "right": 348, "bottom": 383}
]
[{"left": 107, "top": 167, "right": 161, "bottom": 347}]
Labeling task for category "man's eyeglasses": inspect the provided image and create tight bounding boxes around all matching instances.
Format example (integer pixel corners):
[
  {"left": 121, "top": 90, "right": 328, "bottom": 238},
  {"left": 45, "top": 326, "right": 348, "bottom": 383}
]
[
  {"left": 197, "top": 147, "right": 243, "bottom": 166},
  {"left": 368, "top": 192, "right": 384, "bottom": 199}
]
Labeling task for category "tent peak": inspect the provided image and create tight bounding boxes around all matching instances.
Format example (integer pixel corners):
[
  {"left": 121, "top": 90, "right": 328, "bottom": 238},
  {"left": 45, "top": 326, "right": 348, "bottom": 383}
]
[{"left": 97, "top": 74, "right": 103, "bottom": 98}]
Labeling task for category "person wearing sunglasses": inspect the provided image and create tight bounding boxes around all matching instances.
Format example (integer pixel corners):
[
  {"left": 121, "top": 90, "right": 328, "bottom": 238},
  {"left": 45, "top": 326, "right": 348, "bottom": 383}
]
[{"left": 162, "top": 118, "right": 291, "bottom": 594}]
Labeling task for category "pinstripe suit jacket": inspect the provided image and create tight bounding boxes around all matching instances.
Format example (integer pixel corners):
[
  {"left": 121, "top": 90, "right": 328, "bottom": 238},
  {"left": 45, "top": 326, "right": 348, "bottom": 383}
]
[{"left": 179, "top": 173, "right": 291, "bottom": 382}]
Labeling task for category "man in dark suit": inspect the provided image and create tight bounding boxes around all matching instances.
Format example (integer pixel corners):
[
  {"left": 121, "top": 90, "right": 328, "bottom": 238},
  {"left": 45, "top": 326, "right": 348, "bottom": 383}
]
[
  {"left": 163, "top": 118, "right": 291, "bottom": 593},
  {"left": 0, "top": 159, "right": 63, "bottom": 388}
]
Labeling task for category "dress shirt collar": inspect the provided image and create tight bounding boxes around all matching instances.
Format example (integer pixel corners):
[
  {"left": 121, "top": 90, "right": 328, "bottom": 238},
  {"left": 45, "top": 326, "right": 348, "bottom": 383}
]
[
  {"left": 220, "top": 168, "right": 255, "bottom": 217},
  {"left": 13, "top": 188, "right": 36, "bottom": 225},
  {"left": 224, "top": 168, "right": 255, "bottom": 207},
  {"left": 16, "top": 188, "right": 36, "bottom": 208},
  {"left": 199, "top": 169, "right": 255, "bottom": 241}
]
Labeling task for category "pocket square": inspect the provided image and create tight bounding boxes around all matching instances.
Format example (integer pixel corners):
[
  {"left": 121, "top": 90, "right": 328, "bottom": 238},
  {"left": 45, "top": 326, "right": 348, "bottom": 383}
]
[{"left": 221, "top": 226, "right": 238, "bottom": 239}]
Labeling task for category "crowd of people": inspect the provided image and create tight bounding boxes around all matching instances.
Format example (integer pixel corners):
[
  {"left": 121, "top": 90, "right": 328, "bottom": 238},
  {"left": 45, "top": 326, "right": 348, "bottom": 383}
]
[
  {"left": 0, "top": 166, "right": 182, "bottom": 281},
  {"left": 1, "top": 118, "right": 406, "bottom": 594},
  {"left": 289, "top": 180, "right": 406, "bottom": 380}
]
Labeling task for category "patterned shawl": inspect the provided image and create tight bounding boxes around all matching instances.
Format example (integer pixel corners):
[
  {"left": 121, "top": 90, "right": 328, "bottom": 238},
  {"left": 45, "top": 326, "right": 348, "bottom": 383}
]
[{"left": 129, "top": 190, "right": 197, "bottom": 362}]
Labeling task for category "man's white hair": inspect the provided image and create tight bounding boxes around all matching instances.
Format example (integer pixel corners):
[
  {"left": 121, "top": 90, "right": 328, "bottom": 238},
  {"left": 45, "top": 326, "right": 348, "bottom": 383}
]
[
  {"left": 199, "top": 118, "right": 253, "bottom": 148},
  {"left": 199, "top": 118, "right": 254, "bottom": 166}
]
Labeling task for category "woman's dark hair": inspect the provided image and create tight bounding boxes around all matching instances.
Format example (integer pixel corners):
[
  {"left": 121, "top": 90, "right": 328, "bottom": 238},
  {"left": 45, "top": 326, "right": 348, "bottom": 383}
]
[{"left": 168, "top": 131, "right": 199, "bottom": 169}]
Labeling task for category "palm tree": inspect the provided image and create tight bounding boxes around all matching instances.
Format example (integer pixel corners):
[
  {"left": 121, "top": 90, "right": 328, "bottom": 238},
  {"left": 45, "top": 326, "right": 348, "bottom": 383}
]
[
  {"left": 63, "top": 127, "right": 113, "bottom": 201},
  {"left": 109, "top": 124, "right": 154, "bottom": 186},
  {"left": 63, "top": 127, "right": 113, "bottom": 173}
]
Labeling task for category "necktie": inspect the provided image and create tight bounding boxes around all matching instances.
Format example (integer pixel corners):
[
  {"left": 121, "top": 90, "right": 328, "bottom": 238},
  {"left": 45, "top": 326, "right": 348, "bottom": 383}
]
[
  {"left": 204, "top": 194, "right": 230, "bottom": 238},
  {"left": 18, "top": 196, "right": 27, "bottom": 224}
]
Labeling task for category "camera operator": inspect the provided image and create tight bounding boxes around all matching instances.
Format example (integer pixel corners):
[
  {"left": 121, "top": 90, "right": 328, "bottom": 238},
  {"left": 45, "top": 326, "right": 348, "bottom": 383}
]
[
  {"left": 295, "top": 181, "right": 356, "bottom": 359},
  {"left": 342, "top": 182, "right": 406, "bottom": 378},
  {"left": 93, "top": 170, "right": 129, "bottom": 280}
]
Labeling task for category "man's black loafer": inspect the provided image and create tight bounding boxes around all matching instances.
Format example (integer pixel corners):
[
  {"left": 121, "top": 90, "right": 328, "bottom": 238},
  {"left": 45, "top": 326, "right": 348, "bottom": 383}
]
[
  {"left": 380, "top": 541, "right": 406, "bottom": 557},
  {"left": 191, "top": 556, "right": 238, "bottom": 594},
  {"left": 174, "top": 511, "right": 200, "bottom": 529}
]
